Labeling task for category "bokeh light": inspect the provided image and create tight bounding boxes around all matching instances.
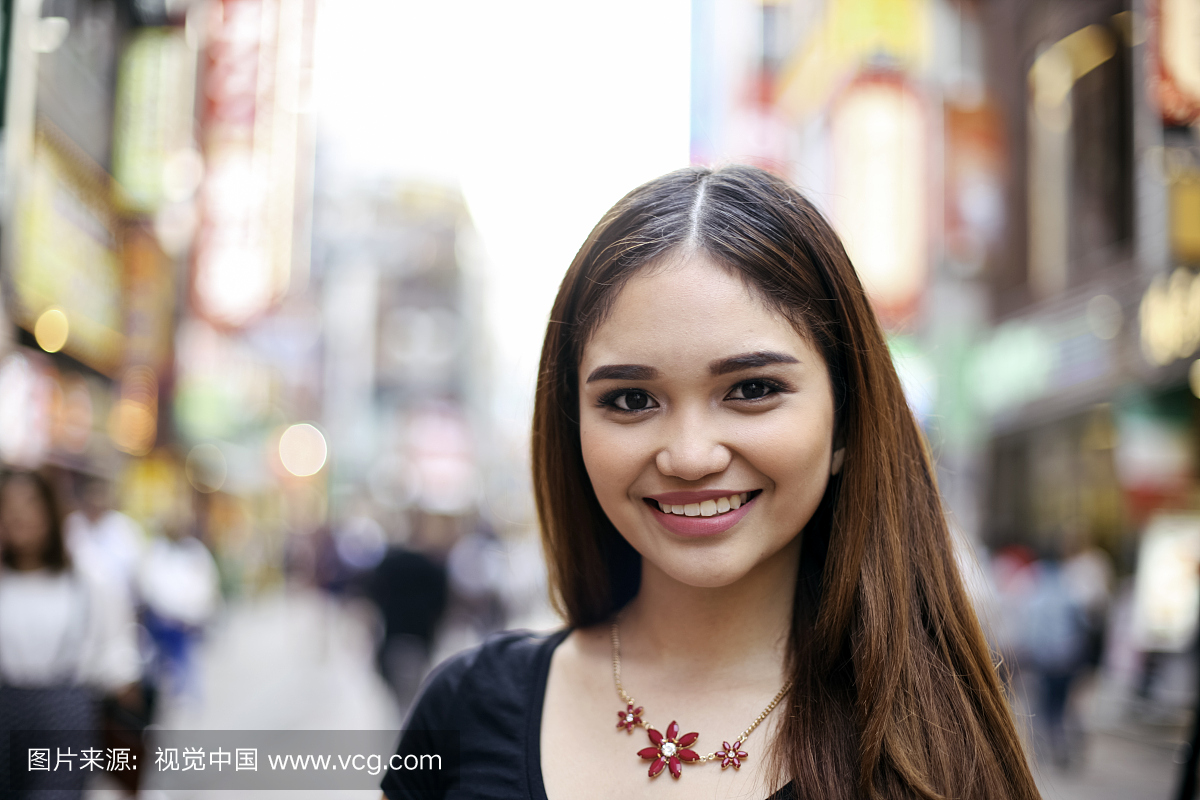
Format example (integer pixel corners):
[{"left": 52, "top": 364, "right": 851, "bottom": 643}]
[
  {"left": 278, "top": 423, "right": 327, "bottom": 477},
  {"left": 34, "top": 308, "right": 69, "bottom": 353},
  {"left": 107, "top": 366, "right": 158, "bottom": 456},
  {"left": 185, "top": 443, "right": 228, "bottom": 493}
]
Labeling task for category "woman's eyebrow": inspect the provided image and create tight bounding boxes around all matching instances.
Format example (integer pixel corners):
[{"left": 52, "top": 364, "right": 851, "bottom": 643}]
[
  {"left": 586, "top": 364, "right": 659, "bottom": 383},
  {"left": 709, "top": 351, "right": 800, "bottom": 375}
]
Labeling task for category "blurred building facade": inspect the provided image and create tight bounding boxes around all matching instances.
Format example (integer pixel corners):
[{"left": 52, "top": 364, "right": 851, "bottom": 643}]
[
  {"left": 310, "top": 175, "right": 488, "bottom": 549},
  {"left": 691, "top": 0, "right": 1200, "bottom": 742},
  {"left": 0, "top": 0, "right": 322, "bottom": 597}
]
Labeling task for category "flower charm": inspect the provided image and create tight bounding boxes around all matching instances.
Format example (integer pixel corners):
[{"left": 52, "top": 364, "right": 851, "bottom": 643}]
[
  {"left": 636, "top": 721, "right": 701, "bottom": 778},
  {"left": 716, "top": 740, "right": 749, "bottom": 770},
  {"left": 617, "top": 702, "right": 644, "bottom": 733}
]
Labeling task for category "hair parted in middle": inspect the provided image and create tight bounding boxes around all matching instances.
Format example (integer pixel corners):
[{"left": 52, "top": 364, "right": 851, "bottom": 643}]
[{"left": 531, "top": 164, "right": 1040, "bottom": 800}]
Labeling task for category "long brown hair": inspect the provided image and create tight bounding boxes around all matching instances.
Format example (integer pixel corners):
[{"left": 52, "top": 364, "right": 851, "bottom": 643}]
[{"left": 531, "top": 165, "right": 1039, "bottom": 800}]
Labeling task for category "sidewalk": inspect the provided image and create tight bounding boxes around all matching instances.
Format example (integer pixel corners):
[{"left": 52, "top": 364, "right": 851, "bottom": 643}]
[
  {"left": 159, "top": 588, "right": 402, "bottom": 732},
  {"left": 88, "top": 588, "right": 401, "bottom": 800},
  {"left": 1034, "top": 728, "right": 1181, "bottom": 800},
  {"left": 1031, "top": 683, "right": 1188, "bottom": 800}
]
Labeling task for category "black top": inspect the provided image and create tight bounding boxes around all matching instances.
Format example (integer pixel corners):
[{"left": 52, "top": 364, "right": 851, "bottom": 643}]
[{"left": 381, "top": 629, "right": 794, "bottom": 800}]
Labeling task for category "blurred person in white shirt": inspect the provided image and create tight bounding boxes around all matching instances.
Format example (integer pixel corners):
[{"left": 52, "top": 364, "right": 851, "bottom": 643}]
[
  {"left": 64, "top": 475, "right": 145, "bottom": 606},
  {"left": 137, "top": 519, "right": 220, "bottom": 699},
  {"left": 0, "top": 470, "right": 141, "bottom": 797}
]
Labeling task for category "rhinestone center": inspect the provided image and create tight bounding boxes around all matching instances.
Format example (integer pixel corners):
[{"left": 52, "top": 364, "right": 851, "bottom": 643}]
[
  {"left": 661, "top": 742, "right": 677, "bottom": 757},
  {"left": 626, "top": 714, "right": 635, "bottom": 722}
]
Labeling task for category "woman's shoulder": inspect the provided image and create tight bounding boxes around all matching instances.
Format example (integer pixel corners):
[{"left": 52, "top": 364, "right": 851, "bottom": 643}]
[
  {"left": 431, "top": 627, "right": 570, "bottom": 682},
  {"left": 386, "top": 629, "right": 570, "bottom": 798},
  {"left": 405, "top": 628, "right": 569, "bottom": 728}
]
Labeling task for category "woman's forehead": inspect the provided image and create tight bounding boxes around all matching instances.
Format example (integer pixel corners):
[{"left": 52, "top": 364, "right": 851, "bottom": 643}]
[{"left": 580, "top": 257, "right": 813, "bottom": 372}]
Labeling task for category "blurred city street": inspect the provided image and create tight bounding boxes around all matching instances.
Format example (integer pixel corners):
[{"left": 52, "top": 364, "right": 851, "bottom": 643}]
[
  {"left": 155, "top": 590, "right": 401, "bottom": 732},
  {"left": 1034, "top": 729, "right": 1178, "bottom": 800},
  {"left": 85, "top": 590, "right": 399, "bottom": 800},
  {"left": 1027, "top": 677, "right": 1185, "bottom": 800},
  {"left": 0, "top": 0, "right": 1198, "bottom": 797}
]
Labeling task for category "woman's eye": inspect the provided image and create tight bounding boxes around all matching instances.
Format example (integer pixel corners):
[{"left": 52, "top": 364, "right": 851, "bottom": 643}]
[
  {"left": 728, "top": 380, "right": 775, "bottom": 401},
  {"left": 600, "top": 389, "right": 657, "bottom": 412},
  {"left": 615, "top": 391, "right": 654, "bottom": 411}
]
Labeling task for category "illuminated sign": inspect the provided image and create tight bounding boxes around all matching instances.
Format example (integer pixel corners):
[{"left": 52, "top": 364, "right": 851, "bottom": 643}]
[
  {"left": 11, "top": 126, "right": 124, "bottom": 374},
  {"left": 192, "top": 0, "right": 310, "bottom": 328},
  {"left": 112, "top": 28, "right": 197, "bottom": 212},
  {"left": 1132, "top": 512, "right": 1200, "bottom": 652},
  {"left": 830, "top": 72, "right": 927, "bottom": 326},
  {"left": 1140, "top": 268, "right": 1200, "bottom": 366},
  {"left": 944, "top": 100, "right": 1005, "bottom": 267},
  {"left": 1151, "top": 0, "right": 1200, "bottom": 125}
]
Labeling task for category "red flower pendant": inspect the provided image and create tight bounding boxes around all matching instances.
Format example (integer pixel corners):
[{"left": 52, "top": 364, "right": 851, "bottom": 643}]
[
  {"left": 616, "top": 702, "right": 644, "bottom": 733},
  {"left": 716, "top": 740, "right": 748, "bottom": 770},
  {"left": 636, "top": 721, "right": 701, "bottom": 778}
]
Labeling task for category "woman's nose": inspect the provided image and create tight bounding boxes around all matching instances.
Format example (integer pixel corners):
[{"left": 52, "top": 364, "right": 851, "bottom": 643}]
[{"left": 654, "top": 415, "right": 732, "bottom": 481}]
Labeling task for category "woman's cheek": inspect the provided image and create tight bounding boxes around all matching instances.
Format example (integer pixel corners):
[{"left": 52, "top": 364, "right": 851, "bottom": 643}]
[{"left": 581, "top": 423, "right": 627, "bottom": 501}]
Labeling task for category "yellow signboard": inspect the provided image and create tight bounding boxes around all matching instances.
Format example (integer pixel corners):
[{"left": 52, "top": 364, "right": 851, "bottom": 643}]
[
  {"left": 777, "top": 0, "right": 931, "bottom": 117},
  {"left": 12, "top": 124, "right": 124, "bottom": 374}
]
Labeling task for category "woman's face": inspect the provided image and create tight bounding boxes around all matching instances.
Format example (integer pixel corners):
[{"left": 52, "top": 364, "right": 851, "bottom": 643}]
[
  {"left": 0, "top": 478, "right": 52, "bottom": 566},
  {"left": 578, "top": 254, "right": 837, "bottom": 589}
]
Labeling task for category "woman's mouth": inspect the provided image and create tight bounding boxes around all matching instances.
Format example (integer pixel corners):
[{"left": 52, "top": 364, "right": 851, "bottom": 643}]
[
  {"left": 642, "top": 490, "right": 762, "bottom": 537},
  {"left": 646, "top": 491, "right": 759, "bottom": 518}
]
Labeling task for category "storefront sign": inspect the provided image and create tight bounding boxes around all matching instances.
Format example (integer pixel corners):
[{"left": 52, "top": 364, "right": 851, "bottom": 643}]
[
  {"left": 1132, "top": 513, "right": 1200, "bottom": 652},
  {"left": 1150, "top": 0, "right": 1200, "bottom": 125},
  {"left": 192, "top": 0, "right": 310, "bottom": 328},
  {"left": 112, "top": 28, "right": 197, "bottom": 212},
  {"left": 1140, "top": 267, "right": 1200, "bottom": 366},
  {"left": 11, "top": 126, "right": 124, "bottom": 374},
  {"left": 830, "top": 72, "right": 927, "bottom": 326},
  {"left": 968, "top": 306, "right": 1117, "bottom": 419},
  {"left": 778, "top": 0, "right": 931, "bottom": 117},
  {"left": 944, "top": 99, "right": 1005, "bottom": 268}
]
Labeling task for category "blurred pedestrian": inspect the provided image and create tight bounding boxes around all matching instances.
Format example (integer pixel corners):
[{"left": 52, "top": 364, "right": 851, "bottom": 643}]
[
  {"left": 1061, "top": 529, "right": 1114, "bottom": 673},
  {"left": 0, "top": 471, "right": 140, "bottom": 798},
  {"left": 64, "top": 476, "right": 144, "bottom": 607},
  {"left": 365, "top": 534, "right": 447, "bottom": 709},
  {"left": 136, "top": 522, "right": 220, "bottom": 701},
  {"left": 1024, "top": 554, "right": 1090, "bottom": 768},
  {"left": 446, "top": 520, "right": 506, "bottom": 637},
  {"left": 990, "top": 543, "right": 1039, "bottom": 666}
]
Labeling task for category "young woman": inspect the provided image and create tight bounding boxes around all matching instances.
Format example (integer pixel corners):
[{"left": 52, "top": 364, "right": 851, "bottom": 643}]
[
  {"left": 383, "top": 165, "right": 1040, "bottom": 800},
  {"left": 0, "top": 471, "right": 141, "bottom": 797}
]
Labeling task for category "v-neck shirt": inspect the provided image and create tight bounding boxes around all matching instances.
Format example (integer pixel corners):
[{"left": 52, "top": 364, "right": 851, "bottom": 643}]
[{"left": 380, "top": 629, "right": 793, "bottom": 800}]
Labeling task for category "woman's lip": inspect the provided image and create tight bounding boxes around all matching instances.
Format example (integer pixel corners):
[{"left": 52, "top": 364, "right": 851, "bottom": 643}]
[
  {"left": 646, "top": 489, "right": 756, "bottom": 505},
  {"left": 648, "top": 493, "right": 757, "bottom": 537}
]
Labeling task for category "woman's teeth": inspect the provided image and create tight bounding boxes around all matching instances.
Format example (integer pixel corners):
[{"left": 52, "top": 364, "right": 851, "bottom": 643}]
[{"left": 658, "top": 493, "right": 749, "bottom": 517}]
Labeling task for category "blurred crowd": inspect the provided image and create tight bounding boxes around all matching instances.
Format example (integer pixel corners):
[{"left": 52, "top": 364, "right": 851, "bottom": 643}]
[
  {"left": 0, "top": 470, "right": 219, "bottom": 795},
  {"left": 0, "top": 464, "right": 539, "bottom": 795}
]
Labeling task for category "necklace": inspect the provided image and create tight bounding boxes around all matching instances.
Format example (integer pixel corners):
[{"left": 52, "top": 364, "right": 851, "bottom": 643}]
[{"left": 611, "top": 621, "right": 792, "bottom": 781}]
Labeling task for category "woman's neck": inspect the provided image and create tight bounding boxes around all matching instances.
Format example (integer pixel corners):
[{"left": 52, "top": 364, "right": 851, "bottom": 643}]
[{"left": 616, "top": 535, "right": 799, "bottom": 684}]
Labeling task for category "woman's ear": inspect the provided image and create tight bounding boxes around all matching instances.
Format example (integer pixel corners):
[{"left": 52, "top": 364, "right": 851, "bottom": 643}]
[{"left": 830, "top": 447, "right": 846, "bottom": 476}]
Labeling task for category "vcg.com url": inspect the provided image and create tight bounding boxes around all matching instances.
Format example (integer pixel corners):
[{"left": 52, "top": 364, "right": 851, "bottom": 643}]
[{"left": 268, "top": 753, "right": 442, "bottom": 776}]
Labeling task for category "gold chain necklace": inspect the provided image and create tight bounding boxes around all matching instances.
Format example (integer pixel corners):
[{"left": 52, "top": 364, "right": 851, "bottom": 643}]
[{"left": 611, "top": 621, "right": 792, "bottom": 781}]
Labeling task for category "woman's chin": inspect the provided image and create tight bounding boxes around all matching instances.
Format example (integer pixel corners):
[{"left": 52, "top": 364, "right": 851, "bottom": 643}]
[
  {"left": 646, "top": 549, "right": 768, "bottom": 590},
  {"left": 632, "top": 528, "right": 804, "bottom": 594}
]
